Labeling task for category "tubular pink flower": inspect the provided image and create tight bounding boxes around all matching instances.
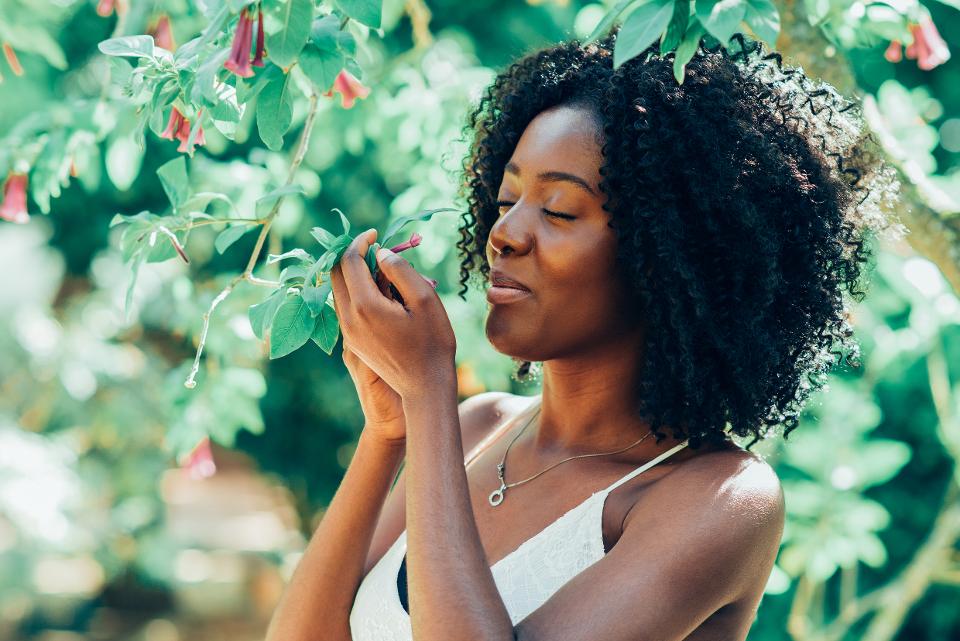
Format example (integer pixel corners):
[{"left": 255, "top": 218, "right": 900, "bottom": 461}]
[
  {"left": 884, "top": 40, "right": 902, "bottom": 63},
  {"left": 1, "top": 173, "right": 28, "bottom": 223},
  {"left": 2, "top": 43, "right": 23, "bottom": 76},
  {"left": 905, "top": 17, "right": 950, "bottom": 71},
  {"left": 161, "top": 106, "right": 185, "bottom": 140},
  {"left": 252, "top": 9, "right": 266, "bottom": 67},
  {"left": 96, "top": 0, "right": 115, "bottom": 17},
  {"left": 175, "top": 112, "right": 205, "bottom": 154},
  {"left": 149, "top": 14, "right": 176, "bottom": 51},
  {"left": 224, "top": 9, "right": 255, "bottom": 78},
  {"left": 388, "top": 231, "right": 422, "bottom": 253},
  {"left": 182, "top": 436, "right": 216, "bottom": 480},
  {"left": 322, "top": 70, "right": 371, "bottom": 109}
]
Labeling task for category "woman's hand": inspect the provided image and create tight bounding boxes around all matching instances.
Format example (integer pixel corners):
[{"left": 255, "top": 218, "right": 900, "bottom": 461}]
[
  {"left": 342, "top": 325, "right": 405, "bottom": 446},
  {"left": 330, "top": 228, "right": 457, "bottom": 404}
]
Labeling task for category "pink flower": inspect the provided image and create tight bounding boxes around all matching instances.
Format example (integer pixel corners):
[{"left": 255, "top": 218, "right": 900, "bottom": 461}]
[
  {"left": 224, "top": 8, "right": 255, "bottom": 78},
  {"left": 181, "top": 436, "right": 216, "bottom": 480},
  {"left": 148, "top": 14, "right": 176, "bottom": 51},
  {"left": 2, "top": 43, "right": 22, "bottom": 77},
  {"left": 252, "top": 10, "right": 265, "bottom": 68},
  {"left": 160, "top": 106, "right": 185, "bottom": 140},
  {"left": 388, "top": 232, "right": 422, "bottom": 253},
  {"left": 323, "top": 70, "right": 370, "bottom": 109},
  {"left": 160, "top": 106, "right": 205, "bottom": 155},
  {"left": 96, "top": 0, "right": 115, "bottom": 17},
  {"left": 904, "top": 16, "right": 950, "bottom": 71},
  {"left": 1, "top": 173, "right": 28, "bottom": 224},
  {"left": 884, "top": 40, "right": 903, "bottom": 63}
]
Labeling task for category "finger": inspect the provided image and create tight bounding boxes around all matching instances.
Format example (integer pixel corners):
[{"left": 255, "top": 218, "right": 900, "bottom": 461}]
[
  {"left": 330, "top": 261, "right": 352, "bottom": 332},
  {"left": 341, "top": 228, "right": 380, "bottom": 310},
  {"left": 375, "top": 246, "right": 431, "bottom": 309}
]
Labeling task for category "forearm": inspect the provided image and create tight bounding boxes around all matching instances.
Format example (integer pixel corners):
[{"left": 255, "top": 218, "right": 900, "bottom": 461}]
[
  {"left": 403, "top": 374, "right": 515, "bottom": 641},
  {"left": 265, "top": 426, "right": 406, "bottom": 641}
]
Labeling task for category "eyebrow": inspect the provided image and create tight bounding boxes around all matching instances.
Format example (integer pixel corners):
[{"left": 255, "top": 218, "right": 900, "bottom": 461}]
[{"left": 504, "top": 161, "right": 598, "bottom": 196}]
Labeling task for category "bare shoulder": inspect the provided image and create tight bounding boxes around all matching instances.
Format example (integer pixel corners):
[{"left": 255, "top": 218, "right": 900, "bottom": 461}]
[
  {"left": 631, "top": 445, "right": 785, "bottom": 596},
  {"left": 671, "top": 446, "right": 785, "bottom": 536}
]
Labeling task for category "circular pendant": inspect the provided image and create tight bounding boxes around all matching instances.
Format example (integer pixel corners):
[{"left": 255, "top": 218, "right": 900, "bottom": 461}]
[{"left": 488, "top": 488, "right": 504, "bottom": 506}]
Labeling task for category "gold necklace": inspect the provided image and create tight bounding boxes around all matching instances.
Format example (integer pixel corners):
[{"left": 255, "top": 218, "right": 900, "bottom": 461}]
[{"left": 488, "top": 405, "right": 655, "bottom": 507}]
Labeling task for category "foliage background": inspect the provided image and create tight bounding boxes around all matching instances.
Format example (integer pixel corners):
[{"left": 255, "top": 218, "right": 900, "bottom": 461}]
[{"left": 1, "top": 0, "right": 959, "bottom": 640}]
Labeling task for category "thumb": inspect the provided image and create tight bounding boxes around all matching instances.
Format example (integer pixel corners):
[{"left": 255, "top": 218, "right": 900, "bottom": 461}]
[{"left": 375, "top": 246, "right": 429, "bottom": 307}]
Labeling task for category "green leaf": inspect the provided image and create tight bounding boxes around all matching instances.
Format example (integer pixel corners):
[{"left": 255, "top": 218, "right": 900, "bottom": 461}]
[
  {"left": 695, "top": 0, "right": 747, "bottom": 45},
  {"left": 583, "top": 0, "right": 641, "bottom": 45},
  {"left": 673, "top": 21, "right": 705, "bottom": 83},
  {"left": 302, "top": 280, "right": 333, "bottom": 316},
  {"left": 333, "top": 0, "right": 382, "bottom": 28},
  {"left": 366, "top": 242, "right": 380, "bottom": 278},
  {"left": 215, "top": 225, "right": 255, "bottom": 254},
  {"left": 310, "top": 226, "right": 339, "bottom": 249},
  {"left": 106, "top": 136, "right": 145, "bottom": 191},
  {"left": 98, "top": 35, "right": 155, "bottom": 59},
  {"left": 256, "top": 67, "right": 294, "bottom": 151},
  {"left": 264, "top": 0, "right": 314, "bottom": 68},
  {"left": 744, "top": 0, "right": 780, "bottom": 44},
  {"left": 280, "top": 264, "right": 309, "bottom": 282},
  {"left": 157, "top": 157, "right": 190, "bottom": 210},
  {"left": 193, "top": 48, "right": 230, "bottom": 104},
  {"left": 269, "top": 295, "right": 315, "bottom": 358},
  {"left": 249, "top": 288, "right": 286, "bottom": 339},
  {"left": 334, "top": 208, "right": 351, "bottom": 235},
  {"left": 613, "top": 0, "right": 675, "bottom": 69},
  {"left": 299, "top": 43, "right": 344, "bottom": 92},
  {"left": 310, "top": 302, "right": 340, "bottom": 354},
  {"left": 257, "top": 184, "right": 306, "bottom": 204},
  {"left": 660, "top": 0, "right": 691, "bottom": 54},
  {"left": 267, "top": 248, "right": 314, "bottom": 264},
  {"left": 382, "top": 207, "right": 459, "bottom": 247}
]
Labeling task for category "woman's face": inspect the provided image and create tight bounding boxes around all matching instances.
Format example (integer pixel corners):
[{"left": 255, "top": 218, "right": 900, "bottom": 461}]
[{"left": 484, "top": 105, "right": 639, "bottom": 363}]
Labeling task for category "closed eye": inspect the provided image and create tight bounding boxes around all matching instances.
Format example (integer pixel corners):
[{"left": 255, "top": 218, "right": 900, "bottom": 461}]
[{"left": 495, "top": 200, "right": 576, "bottom": 220}]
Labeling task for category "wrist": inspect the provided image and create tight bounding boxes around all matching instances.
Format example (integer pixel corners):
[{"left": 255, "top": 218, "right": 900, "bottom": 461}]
[
  {"left": 400, "top": 369, "right": 458, "bottom": 410},
  {"left": 358, "top": 427, "right": 406, "bottom": 452}
]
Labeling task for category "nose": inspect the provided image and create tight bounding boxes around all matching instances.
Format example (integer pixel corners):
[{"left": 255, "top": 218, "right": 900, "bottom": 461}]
[{"left": 487, "top": 201, "right": 534, "bottom": 261}]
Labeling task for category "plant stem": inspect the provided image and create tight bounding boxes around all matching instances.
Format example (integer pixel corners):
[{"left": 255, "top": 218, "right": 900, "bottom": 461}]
[{"left": 183, "top": 91, "right": 320, "bottom": 390}]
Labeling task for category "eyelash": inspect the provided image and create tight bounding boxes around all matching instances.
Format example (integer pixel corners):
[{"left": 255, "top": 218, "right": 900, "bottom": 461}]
[{"left": 494, "top": 200, "right": 575, "bottom": 220}]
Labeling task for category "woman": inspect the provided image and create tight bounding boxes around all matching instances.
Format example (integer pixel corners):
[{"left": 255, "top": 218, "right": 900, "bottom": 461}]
[{"left": 265, "top": 28, "right": 897, "bottom": 641}]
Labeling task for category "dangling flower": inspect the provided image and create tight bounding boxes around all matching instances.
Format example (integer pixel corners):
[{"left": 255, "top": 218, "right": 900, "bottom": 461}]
[
  {"left": 1, "top": 173, "right": 29, "bottom": 224},
  {"left": 160, "top": 106, "right": 205, "bottom": 155},
  {"left": 224, "top": 8, "right": 255, "bottom": 78},
  {"left": 884, "top": 40, "right": 903, "bottom": 63},
  {"left": 148, "top": 14, "right": 176, "bottom": 51},
  {"left": 904, "top": 15, "right": 950, "bottom": 71},
  {"left": 2, "top": 43, "right": 23, "bottom": 77},
  {"left": 181, "top": 436, "right": 216, "bottom": 480},
  {"left": 96, "top": 0, "right": 115, "bottom": 17},
  {"left": 161, "top": 106, "right": 186, "bottom": 140},
  {"left": 323, "top": 70, "right": 371, "bottom": 109},
  {"left": 252, "top": 9, "right": 266, "bottom": 68}
]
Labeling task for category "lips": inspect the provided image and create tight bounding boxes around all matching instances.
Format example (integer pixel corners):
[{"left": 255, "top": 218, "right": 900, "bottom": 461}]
[{"left": 489, "top": 269, "right": 531, "bottom": 292}]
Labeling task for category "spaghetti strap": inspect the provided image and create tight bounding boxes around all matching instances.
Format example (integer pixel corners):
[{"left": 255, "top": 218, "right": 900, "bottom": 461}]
[
  {"left": 597, "top": 439, "right": 690, "bottom": 496},
  {"left": 464, "top": 396, "right": 541, "bottom": 469}
]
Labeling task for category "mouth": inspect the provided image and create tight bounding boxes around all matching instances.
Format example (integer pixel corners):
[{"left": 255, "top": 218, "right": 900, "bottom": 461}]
[{"left": 486, "top": 285, "right": 532, "bottom": 305}]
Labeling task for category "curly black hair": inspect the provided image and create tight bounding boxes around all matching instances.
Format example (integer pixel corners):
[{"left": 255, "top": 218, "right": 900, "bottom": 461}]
[{"left": 452, "top": 27, "right": 902, "bottom": 450}]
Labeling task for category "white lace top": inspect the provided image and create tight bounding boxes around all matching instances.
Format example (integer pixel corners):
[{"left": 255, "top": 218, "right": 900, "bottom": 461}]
[{"left": 349, "top": 399, "right": 689, "bottom": 640}]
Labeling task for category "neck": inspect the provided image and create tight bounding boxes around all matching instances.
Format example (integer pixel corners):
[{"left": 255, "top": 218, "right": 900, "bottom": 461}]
[{"left": 525, "top": 330, "right": 689, "bottom": 462}]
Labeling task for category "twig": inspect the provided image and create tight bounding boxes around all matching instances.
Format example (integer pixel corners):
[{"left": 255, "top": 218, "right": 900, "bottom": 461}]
[{"left": 183, "top": 91, "right": 321, "bottom": 389}]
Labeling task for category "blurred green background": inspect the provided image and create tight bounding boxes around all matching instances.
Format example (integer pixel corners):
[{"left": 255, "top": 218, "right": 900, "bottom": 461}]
[{"left": 1, "top": 0, "right": 959, "bottom": 640}]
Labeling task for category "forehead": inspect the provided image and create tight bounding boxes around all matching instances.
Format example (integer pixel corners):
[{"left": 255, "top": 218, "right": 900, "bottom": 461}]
[{"left": 506, "top": 106, "right": 603, "bottom": 182}]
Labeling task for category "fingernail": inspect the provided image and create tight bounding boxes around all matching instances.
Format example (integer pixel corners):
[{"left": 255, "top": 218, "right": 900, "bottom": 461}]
[{"left": 377, "top": 247, "right": 392, "bottom": 261}]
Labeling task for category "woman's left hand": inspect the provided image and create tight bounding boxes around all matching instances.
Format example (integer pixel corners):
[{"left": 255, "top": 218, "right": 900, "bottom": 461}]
[{"left": 329, "top": 228, "right": 457, "bottom": 402}]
